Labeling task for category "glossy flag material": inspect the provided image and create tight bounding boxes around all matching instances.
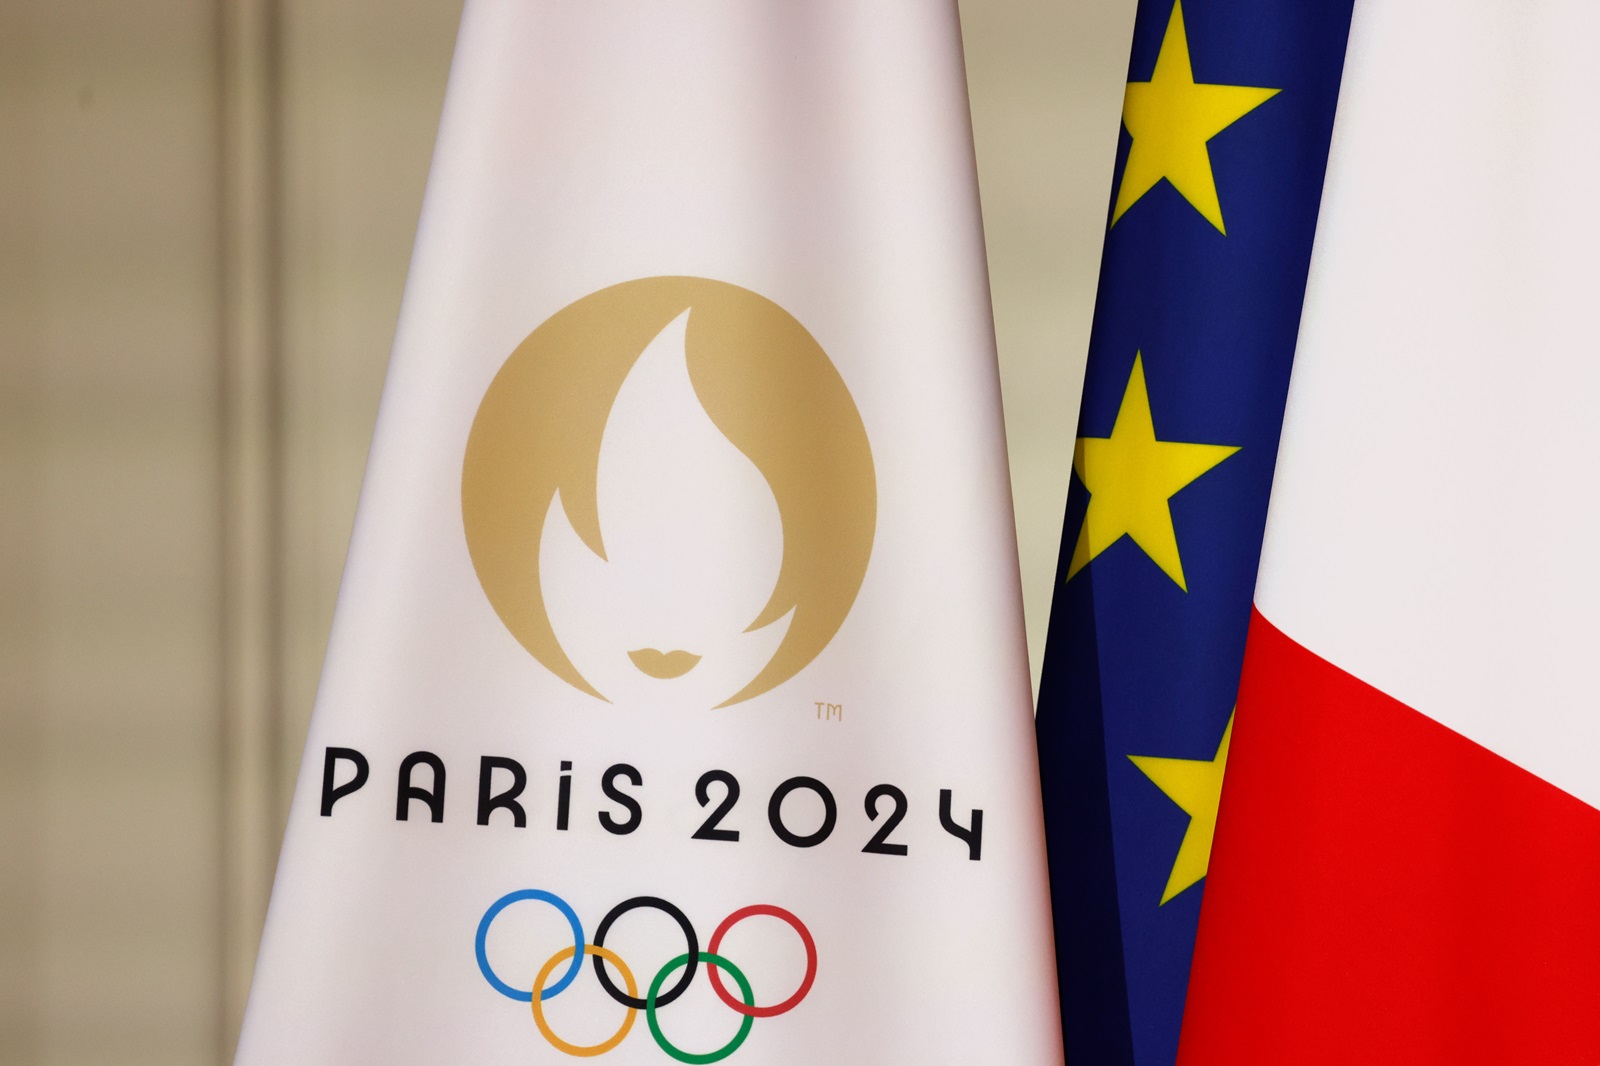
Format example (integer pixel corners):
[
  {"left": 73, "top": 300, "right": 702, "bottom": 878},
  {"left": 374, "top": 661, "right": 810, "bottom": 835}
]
[
  {"left": 234, "top": 3, "right": 1061, "bottom": 1063},
  {"left": 1183, "top": 3, "right": 1600, "bottom": 1060},
  {"left": 1033, "top": 1, "right": 1354, "bottom": 1062}
]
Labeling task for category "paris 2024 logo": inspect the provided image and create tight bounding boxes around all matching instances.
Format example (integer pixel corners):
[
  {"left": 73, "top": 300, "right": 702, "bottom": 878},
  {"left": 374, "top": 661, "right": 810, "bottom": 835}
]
[{"left": 463, "top": 277, "right": 876, "bottom": 708}]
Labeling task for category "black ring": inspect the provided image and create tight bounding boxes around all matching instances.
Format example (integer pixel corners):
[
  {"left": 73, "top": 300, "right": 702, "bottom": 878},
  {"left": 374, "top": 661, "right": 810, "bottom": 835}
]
[{"left": 591, "top": 896, "right": 699, "bottom": 1008}]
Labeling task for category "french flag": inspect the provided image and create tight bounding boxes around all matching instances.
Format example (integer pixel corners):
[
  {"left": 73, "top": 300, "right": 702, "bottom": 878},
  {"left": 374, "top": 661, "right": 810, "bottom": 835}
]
[{"left": 1180, "top": 1, "right": 1600, "bottom": 1061}]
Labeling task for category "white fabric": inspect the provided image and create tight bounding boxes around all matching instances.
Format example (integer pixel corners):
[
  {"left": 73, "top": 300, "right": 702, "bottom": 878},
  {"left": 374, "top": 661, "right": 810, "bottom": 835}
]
[
  {"left": 235, "top": 3, "right": 1060, "bottom": 1063},
  {"left": 1256, "top": 0, "right": 1600, "bottom": 810}
]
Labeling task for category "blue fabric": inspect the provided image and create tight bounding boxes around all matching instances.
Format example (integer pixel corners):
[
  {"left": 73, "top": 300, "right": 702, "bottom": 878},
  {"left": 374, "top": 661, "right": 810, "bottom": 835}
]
[{"left": 1035, "top": 2, "right": 1357, "bottom": 1062}]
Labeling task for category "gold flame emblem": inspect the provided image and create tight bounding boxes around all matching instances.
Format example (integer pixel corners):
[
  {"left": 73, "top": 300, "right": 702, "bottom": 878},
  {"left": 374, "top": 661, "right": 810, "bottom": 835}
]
[{"left": 462, "top": 277, "right": 876, "bottom": 707}]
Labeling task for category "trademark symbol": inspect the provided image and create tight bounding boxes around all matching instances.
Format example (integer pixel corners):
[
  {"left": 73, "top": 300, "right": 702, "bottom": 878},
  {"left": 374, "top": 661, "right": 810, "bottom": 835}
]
[{"left": 814, "top": 701, "right": 843, "bottom": 722}]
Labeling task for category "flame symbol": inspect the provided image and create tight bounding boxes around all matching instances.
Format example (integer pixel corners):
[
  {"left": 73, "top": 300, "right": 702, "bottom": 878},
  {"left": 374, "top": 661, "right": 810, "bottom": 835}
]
[
  {"left": 540, "top": 311, "right": 790, "bottom": 706},
  {"left": 462, "top": 276, "right": 875, "bottom": 709}
]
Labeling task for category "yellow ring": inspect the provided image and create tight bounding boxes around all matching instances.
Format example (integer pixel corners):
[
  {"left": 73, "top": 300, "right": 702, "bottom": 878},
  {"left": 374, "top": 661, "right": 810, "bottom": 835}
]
[{"left": 531, "top": 944, "right": 637, "bottom": 1057}]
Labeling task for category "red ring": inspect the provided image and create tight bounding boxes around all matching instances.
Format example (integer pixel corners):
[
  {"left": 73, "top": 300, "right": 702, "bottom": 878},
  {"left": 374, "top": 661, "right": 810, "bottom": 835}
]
[{"left": 705, "top": 905, "right": 817, "bottom": 1018}]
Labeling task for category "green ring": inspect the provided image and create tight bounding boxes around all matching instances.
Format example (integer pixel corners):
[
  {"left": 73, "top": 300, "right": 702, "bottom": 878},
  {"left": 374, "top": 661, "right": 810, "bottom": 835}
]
[{"left": 646, "top": 951, "right": 755, "bottom": 1064}]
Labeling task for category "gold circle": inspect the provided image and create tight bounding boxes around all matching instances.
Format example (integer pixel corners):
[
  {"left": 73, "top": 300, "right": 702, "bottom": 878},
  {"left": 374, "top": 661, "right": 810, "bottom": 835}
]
[
  {"left": 530, "top": 944, "right": 637, "bottom": 1057},
  {"left": 462, "top": 276, "right": 876, "bottom": 706}
]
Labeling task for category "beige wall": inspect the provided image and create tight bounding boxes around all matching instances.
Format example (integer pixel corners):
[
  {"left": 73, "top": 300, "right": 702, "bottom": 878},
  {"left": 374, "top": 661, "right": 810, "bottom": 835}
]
[{"left": 0, "top": 2, "right": 1133, "bottom": 1061}]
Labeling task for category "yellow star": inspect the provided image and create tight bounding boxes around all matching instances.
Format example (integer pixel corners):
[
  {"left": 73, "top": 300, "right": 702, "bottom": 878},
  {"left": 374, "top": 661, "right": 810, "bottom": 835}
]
[
  {"left": 1112, "top": 0, "right": 1279, "bottom": 233},
  {"left": 1067, "top": 354, "right": 1237, "bottom": 590},
  {"left": 1130, "top": 712, "right": 1234, "bottom": 904}
]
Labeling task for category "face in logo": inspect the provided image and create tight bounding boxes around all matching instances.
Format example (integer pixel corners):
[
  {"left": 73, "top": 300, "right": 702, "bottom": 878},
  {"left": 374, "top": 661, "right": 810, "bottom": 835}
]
[{"left": 462, "top": 277, "right": 875, "bottom": 708}]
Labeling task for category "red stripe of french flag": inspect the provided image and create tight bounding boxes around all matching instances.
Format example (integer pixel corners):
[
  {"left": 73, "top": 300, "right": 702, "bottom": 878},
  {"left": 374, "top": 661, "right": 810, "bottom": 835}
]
[{"left": 1180, "top": 612, "right": 1600, "bottom": 1063}]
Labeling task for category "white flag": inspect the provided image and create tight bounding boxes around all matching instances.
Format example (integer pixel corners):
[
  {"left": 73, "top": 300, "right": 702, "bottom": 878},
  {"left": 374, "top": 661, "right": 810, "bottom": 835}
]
[{"left": 235, "top": 3, "right": 1062, "bottom": 1064}]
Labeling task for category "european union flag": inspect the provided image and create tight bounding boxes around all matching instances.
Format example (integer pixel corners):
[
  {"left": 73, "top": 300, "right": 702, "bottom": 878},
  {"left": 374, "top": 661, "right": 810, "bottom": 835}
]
[{"left": 1035, "top": 1, "right": 1356, "bottom": 1061}]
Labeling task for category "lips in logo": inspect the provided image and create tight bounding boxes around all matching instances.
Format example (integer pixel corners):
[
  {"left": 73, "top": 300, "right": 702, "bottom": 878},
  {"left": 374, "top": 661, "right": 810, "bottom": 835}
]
[{"left": 462, "top": 277, "right": 876, "bottom": 707}]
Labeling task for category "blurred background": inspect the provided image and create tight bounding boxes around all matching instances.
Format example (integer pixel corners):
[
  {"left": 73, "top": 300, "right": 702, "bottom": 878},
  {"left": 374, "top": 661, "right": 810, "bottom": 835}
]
[{"left": 0, "top": 1, "right": 1136, "bottom": 1062}]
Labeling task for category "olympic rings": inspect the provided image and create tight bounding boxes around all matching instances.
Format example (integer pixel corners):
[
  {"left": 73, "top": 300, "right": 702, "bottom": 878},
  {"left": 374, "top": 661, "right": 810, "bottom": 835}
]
[
  {"left": 647, "top": 953, "right": 754, "bottom": 1065},
  {"left": 593, "top": 897, "right": 698, "bottom": 1009},
  {"left": 476, "top": 889, "right": 585, "bottom": 1001},
  {"left": 706, "top": 905, "right": 817, "bottom": 1018},
  {"left": 474, "top": 889, "right": 814, "bottom": 1060},
  {"left": 532, "top": 944, "right": 637, "bottom": 1057}
]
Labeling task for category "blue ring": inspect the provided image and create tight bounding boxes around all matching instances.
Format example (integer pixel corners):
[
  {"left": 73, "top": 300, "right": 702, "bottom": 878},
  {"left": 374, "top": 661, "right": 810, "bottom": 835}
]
[{"left": 475, "top": 889, "right": 585, "bottom": 1002}]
